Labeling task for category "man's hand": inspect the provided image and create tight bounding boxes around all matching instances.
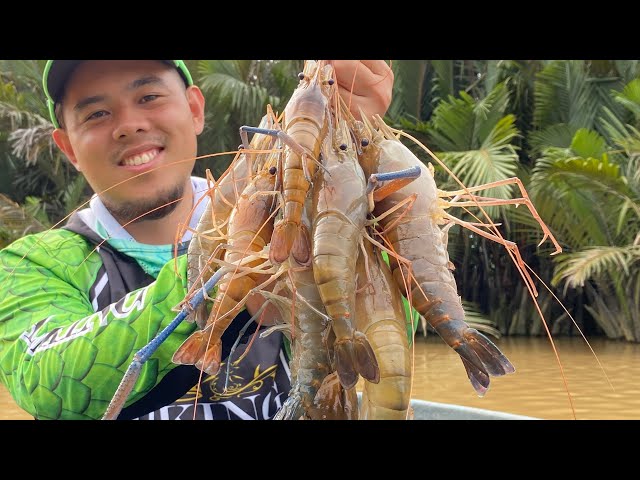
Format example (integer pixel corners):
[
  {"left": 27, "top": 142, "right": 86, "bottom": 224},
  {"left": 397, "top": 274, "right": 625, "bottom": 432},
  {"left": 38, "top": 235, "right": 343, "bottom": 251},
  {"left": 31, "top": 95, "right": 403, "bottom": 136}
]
[{"left": 328, "top": 60, "right": 394, "bottom": 121}]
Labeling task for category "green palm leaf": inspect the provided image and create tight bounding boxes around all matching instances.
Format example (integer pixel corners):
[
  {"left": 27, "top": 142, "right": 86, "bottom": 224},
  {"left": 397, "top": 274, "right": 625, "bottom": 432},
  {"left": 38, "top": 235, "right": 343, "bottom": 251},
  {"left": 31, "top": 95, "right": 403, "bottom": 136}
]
[
  {"left": 570, "top": 128, "right": 607, "bottom": 158},
  {"left": 534, "top": 61, "right": 600, "bottom": 131},
  {"left": 0, "top": 193, "right": 46, "bottom": 247},
  {"left": 63, "top": 175, "right": 89, "bottom": 216},
  {"left": 0, "top": 60, "right": 49, "bottom": 119},
  {"left": 428, "top": 92, "right": 476, "bottom": 151},
  {"left": 531, "top": 139, "right": 636, "bottom": 249},
  {"left": 446, "top": 115, "right": 520, "bottom": 196},
  {"left": 614, "top": 60, "right": 640, "bottom": 83},
  {"left": 9, "top": 125, "right": 56, "bottom": 167},
  {"left": 599, "top": 106, "right": 640, "bottom": 157},
  {"left": 534, "top": 61, "right": 628, "bottom": 142},
  {"left": 428, "top": 82, "right": 513, "bottom": 152},
  {"left": 614, "top": 78, "right": 640, "bottom": 121},
  {"left": 431, "top": 60, "right": 455, "bottom": 102},
  {"left": 426, "top": 82, "right": 521, "bottom": 219},
  {"left": 528, "top": 123, "right": 578, "bottom": 156},
  {"left": 0, "top": 81, "right": 50, "bottom": 130},
  {"left": 474, "top": 82, "right": 511, "bottom": 141},
  {"left": 388, "top": 60, "right": 429, "bottom": 121},
  {"left": 197, "top": 60, "right": 270, "bottom": 126},
  {"left": 553, "top": 245, "right": 640, "bottom": 288}
]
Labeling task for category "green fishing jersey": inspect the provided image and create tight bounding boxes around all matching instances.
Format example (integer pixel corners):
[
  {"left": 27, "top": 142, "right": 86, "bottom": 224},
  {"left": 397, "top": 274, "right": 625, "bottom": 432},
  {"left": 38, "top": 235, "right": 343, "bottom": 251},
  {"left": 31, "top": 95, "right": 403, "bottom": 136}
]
[{"left": 0, "top": 226, "right": 198, "bottom": 419}]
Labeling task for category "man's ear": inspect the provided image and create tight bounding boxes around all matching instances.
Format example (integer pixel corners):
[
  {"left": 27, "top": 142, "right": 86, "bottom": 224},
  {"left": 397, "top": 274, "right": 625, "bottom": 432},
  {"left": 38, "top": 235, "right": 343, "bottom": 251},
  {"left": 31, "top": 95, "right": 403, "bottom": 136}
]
[
  {"left": 186, "top": 85, "right": 206, "bottom": 135},
  {"left": 52, "top": 129, "right": 81, "bottom": 171}
]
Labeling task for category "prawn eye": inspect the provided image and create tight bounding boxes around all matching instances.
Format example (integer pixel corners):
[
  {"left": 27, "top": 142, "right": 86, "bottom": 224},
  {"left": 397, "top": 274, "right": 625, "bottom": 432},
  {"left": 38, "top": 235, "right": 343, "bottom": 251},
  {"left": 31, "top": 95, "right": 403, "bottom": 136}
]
[
  {"left": 361, "top": 139, "right": 370, "bottom": 147},
  {"left": 327, "top": 78, "right": 335, "bottom": 86},
  {"left": 339, "top": 143, "right": 347, "bottom": 151},
  {"left": 269, "top": 166, "right": 277, "bottom": 175},
  {"left": 298, "top": 72, "right": 305, "bottom": 80}
]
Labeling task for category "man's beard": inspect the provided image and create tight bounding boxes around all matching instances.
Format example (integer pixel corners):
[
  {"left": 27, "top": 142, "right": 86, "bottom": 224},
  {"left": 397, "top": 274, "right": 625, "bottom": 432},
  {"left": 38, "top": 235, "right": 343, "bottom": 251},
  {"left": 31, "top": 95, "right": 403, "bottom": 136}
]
[{"left": 103, "top": 183, "right": 186, "bottom": 225}]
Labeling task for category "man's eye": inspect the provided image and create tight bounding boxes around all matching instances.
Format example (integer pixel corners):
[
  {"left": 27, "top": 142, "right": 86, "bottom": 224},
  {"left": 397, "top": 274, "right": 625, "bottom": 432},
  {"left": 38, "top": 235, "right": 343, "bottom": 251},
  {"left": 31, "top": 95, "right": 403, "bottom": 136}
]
[
  {"left": 141, "top": 94, "right": 158, "bottom": 103},
  {"left": 86, "top": 110, "right": 108, "bottom": 121}
]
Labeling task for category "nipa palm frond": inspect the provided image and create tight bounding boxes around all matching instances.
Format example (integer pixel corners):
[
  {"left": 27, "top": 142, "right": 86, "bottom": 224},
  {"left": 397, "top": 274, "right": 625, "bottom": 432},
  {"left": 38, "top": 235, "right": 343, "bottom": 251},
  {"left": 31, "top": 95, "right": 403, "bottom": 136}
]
[
  {"left": 0, "top": 193, "right": 46, "bottom": 247},
  {"left": 530, "top": 152, "right": 618, "bottom": 248},
  {"left": 528, "top": 123, "right": 578, "bottom": 156},
  {"left": 570, "top": 128, "right": 607, "bottom": 159},
  {"left": 443, "top": 114, "right": 520, "bottom": 198},
  {"left": 614, "top": 78, "right": 640, "bottom": 122},
  {"left": 534, "top": 61, "right": 601, "bottom": 131},
  {"left": 427, "top": 93, "right": 476, "bottom": 151},
  {"left": 552, "top": 245, "right": 640, "bottom": 289}
]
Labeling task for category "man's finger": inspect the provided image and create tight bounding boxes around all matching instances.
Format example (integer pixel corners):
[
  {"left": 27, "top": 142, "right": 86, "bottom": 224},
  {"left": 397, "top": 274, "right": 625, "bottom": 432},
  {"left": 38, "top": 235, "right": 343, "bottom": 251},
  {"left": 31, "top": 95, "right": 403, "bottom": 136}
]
[
  {"left": 330, "top": 61, "right": 377, "bottom": 94},
  {"left": 359, "top": 60, "right": 393, "bottom": 77}
]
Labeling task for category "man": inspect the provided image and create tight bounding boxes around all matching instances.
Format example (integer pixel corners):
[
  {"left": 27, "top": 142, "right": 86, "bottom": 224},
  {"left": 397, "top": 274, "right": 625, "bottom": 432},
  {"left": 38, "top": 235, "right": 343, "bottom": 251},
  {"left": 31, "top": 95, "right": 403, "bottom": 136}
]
[{"left": 0, "top": 60, "right": 394, "bottom": 420}]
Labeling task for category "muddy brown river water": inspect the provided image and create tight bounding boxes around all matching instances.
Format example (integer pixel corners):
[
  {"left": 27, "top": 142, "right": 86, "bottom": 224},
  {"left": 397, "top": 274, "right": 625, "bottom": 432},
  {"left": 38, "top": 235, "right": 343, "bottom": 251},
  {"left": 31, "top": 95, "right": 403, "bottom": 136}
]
[{"left": 2, "top": 335, "right": 637, "bottom": 420}]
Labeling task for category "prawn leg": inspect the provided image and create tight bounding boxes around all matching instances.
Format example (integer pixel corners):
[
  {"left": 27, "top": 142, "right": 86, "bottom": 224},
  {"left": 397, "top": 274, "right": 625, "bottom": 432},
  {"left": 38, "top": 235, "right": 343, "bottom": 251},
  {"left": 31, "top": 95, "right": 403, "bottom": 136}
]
[
  {"left": 440, "top": 176, "right": 562, "bottom": 253},
  {"left": 102, "top": 267, "right": 230, "bottom": 420},
  {"left": 443, "top": 211, "right": 539, "bottom": 297}
]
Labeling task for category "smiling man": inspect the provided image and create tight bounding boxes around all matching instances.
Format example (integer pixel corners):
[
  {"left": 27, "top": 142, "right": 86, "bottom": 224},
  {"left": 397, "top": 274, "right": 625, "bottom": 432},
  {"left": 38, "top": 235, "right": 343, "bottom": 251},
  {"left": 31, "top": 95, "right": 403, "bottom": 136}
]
[
  {"left": 0, "top": 59, "right": 394, "bottom": 420},
  {"left": 50, "top": 60, "right": 204, "bottom": 244}
]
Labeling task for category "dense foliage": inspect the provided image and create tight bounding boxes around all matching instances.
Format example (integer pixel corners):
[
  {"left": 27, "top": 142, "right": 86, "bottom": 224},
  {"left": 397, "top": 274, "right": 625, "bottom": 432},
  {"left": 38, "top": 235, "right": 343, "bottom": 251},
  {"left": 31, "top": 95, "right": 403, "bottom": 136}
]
[{"left": 2, "top": 60, "right": 638, "bottom": 340}]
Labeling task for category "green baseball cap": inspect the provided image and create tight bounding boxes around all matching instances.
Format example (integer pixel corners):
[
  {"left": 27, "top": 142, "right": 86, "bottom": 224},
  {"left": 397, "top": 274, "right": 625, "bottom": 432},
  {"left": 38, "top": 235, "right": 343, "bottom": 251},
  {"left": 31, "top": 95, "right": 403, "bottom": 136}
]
[{"left": 43, "top": 60, "right": 194, "bottom": 128}]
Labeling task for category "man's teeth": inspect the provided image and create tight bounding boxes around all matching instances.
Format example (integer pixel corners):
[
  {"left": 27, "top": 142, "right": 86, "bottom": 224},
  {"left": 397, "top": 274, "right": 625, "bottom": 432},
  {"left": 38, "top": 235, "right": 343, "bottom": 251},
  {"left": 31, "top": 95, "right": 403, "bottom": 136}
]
[{"left": 122, "top": 150, "right": 157, "bottom": 166}]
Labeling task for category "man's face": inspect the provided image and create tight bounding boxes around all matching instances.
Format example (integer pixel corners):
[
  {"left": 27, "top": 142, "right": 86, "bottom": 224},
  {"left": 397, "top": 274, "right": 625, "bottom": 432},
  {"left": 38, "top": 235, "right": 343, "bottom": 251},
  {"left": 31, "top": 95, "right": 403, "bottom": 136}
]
[{"left": 52, "top": 60, "right": 205, "bottom": 223}]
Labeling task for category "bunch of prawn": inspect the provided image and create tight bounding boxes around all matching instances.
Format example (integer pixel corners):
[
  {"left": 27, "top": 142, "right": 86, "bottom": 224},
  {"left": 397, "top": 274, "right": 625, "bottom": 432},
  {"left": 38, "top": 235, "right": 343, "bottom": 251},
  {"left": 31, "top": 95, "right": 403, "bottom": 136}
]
[{"left": 168, "top": 59, "right": 567, "bottom": 420}]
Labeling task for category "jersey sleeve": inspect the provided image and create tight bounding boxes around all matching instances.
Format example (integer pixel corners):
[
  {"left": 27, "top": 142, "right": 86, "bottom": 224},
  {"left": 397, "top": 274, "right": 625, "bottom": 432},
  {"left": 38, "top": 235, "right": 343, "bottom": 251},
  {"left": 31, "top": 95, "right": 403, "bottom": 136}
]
[{"left": 0, "top": 231, "right": 200, "bottom": 419}]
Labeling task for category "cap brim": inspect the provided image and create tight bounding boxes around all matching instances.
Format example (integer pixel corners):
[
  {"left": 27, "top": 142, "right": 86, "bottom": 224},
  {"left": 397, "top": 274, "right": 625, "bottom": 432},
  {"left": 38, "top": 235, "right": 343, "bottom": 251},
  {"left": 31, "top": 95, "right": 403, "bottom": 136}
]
[
  {"left": 46, "top": 60, "right": 186, "bottom": 104},
  {"left": 46, "top": 60, "right": 85, "bottom": 103}
]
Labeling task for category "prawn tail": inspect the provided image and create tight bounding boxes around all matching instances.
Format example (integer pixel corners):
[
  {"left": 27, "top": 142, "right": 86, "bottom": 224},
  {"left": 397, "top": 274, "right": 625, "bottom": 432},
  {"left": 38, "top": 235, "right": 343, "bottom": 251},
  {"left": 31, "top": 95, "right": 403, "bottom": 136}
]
[
  {"left": 291, "top": 223, "right": 312, "bottom": 266},
  {"left": 446, "top": 326, "right": 515, "bottom": 397},
  {"left": 413, "top": 280, "right": 515, "bottom": 395},
  {"left": 460, "top": 357, "right": 490, "bottom": 397},
  {"left": 465, "top": 328, "right": 516, "bottom": 376},
  {"left": 172, "top": 329, "right": 222, "bottom": 376},
  {"left": 334, "top": 331, "right": 380, "bottom": 389},
  {"left": 269, "top": 221, "right": 295, "bottom": 265},
  {"left": 269, "top": 221, "right": 311, "bottom": 266}
]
